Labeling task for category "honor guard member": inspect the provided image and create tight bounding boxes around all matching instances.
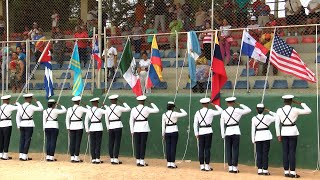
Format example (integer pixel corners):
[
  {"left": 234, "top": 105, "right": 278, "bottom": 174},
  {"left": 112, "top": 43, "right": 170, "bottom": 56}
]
[
  {"left": 16, "top": 94, "right": 44, "bottom": 161},
  {"left": 0, "top": 95, "right": 20, "bottom": 160},
  {"left": 129, "top": 95, "right": 159, "bottom": 166},
  {"left": 105, "top": 94, "right": 131, "bottom": 165},
  {"left": 275, "top": 95, "right": 311, "bottom": 178},
  {"left": 193, "top": 98, "right": 223, "bottom": 171},
  {"left": 162, "top": 101, "right": 187, "bottom": 169},
  {"left": 220, "top": 97, "right": 251, "bottom": 173},
  {"left": 43, "top": 99, "right": 66, "bottom": 161},
  {"left": 66, "top": 96, "right": 88, "bottom": 163},
  {"left": 251, "top": 104, "right": 278, "bottom": 175},
  {"left": 85, "top": 97, "right": 107, "bottom": 164}
]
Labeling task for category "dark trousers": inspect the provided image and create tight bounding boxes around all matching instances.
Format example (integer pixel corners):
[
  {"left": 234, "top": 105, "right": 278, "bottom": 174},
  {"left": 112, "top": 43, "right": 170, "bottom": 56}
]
[
  {"left": 203, "top": 43, "right": 212, "bottom": 61},
  {"left": 69, "top": 129, "right": 83, "bottom": 156},
  {"left": 0, "top": 126, "right": 12, "bottom": 153},
  {"left": 133, "top": 39, "right": 142, "bottom": 54},
  {"left": 134, "top": 132, "right": 148, "bottom": 160},
  {"left": 78, "top": 48, "right": 88, "bottom": 67},
  {"left": 225, "top": 135, "right": 240, "bottom": 166},
  {"left": 198, "top": 133, "right": 212, "bottom": 164},
  {"left": 282, "top": 136, "right": 298, "bottom": 171},
  {"left": 19, "top": 127, "right": 33, "bottom": 154},
  {"left": 45, "top": 128, "right": 59, "bottom": 156},
  {"left": 107, "top": 67, "right": 115, "bottom": 80},
  {"left": 256, "top": 140, "right": 270, "bottom": 170},
  {"left": 90, "top": 131, "right": 103, "bottom": 159},
  {"left": 109, "top": 128, "right": 122, "bottom": 158},
  {"left": 165, "top": 132, "right": 179, "bottom": 162}
]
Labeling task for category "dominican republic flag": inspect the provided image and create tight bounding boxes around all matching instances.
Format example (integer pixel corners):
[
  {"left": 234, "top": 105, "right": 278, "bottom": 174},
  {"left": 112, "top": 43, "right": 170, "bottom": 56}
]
[
  {"left": 187, "top": 31, "right": 201, "bottom": 88},
  {"left": 92, "top": 36, "right": 102, "bottom": 70},
  {"left": 241, "top": 31, "right": 269, "bottom": 63},
  {"left": 40, "top": 46, "right": 54, "bottom": 99}
]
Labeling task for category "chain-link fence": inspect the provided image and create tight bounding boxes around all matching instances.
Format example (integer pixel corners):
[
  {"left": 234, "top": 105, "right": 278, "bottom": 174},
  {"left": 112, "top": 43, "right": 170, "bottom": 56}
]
[{"left": 0, "top": 0, "right": 319, "bottom": 97}]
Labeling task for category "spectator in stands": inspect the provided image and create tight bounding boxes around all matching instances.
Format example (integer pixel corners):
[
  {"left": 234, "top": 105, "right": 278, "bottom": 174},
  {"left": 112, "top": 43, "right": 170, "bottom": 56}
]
[
  {"left": 154, "top": 0, "right": 167, "bottom": 32},
  {"left": 285, "top": 0, "right": 303, "bottom": 36},
  {"left": 102, "top": 40, "right": 117, "bottom": 81},
  {"left": 182, "top": 2, "right": 192, "bottom": 31},
  {"left": 169, "top": 14, "right": 183, "bottom": 49},
  {"left": 193, "top": 52, "right": 209, "bottom": 93},
  {"left": 219, "top": 19, "right": 232, "bottom": 65},
  {"left": 256, "top": 0, "right": 271, "bottom": 27},
  {"left": 110, "top": 22, "right": 117, "bottom": 37},
  {"left": 247, "top": 16, "right": 261, "bottom": 41},
  {"left": 34, "top": 28, "right": 46, "bottom": 61},
  {"left": 265, "top": 14, "right": 285, "bottom": 36},
  {"left": 74, "top": 26, "right": 89, "bottom": 67},
  {"left": 175, "top": 3, "right": 185, "bottom": 22},
  {"left": 135, "top": 0, "right": 146, "bottom": 23},
  {"left": 16, "top": 47, "right": 26, "bottom": 89},
  {"left": 52, "top": 27, "right": 66, "bottom": 68},
  {"left": 252, "top": 0, "right": 263, "bottom": 16},
  {"left": 9, "top": 52, "right": 24, "bottom": 93},
  {"left": 199, "top": 21, "right": 213, "bottom": 60},
  {"left": 87, "top": 6, "right": 98, "bottom": 37},
  {"left": 51, "top": 9, "right": 60, "bottom": 30},
  {"left": 210, "top": 10, "right": 222, "bottom": 29},
  {"left": 132, "top": 22, "right": 143, "bottom": 54},
  {"left": 168, "top": 3, "right": 176, "bottom": 24},
  {"left": 138, "top": 51, "right": 151, "bottom": 94},
  {"left": 121, "top": 26, "right": 131, "bottom": 45},
  {"left": 260, "top": 27, "right": 278, "bottom": 75},
  {"left": 0, "top": 16, "right": 4, "bottom": 41},
  {"left": 77, "top": 18, "right": 85, "bottom": 27},
  {"left": 28, "top": 22, "right": 39, "bottom": 52},
  {"left": 229, "top": 51, "right": 242, "bottom": 66},
  {"left": 21, "top": 35, "right": 28, "bottom": 53},
  {"left": 304, "top": 0, "right": 320, "bottom": 35},
  {"left": 146, "top": 23, "right": 158, "bottom": 45},
  {"left": 235, "top": 0, "right": 250, "bottom": 27},
  {"left": 194, "top": 6, "right": 206, "bottom": 31},
  {"left": 23, "top": 26, "right": 30, "bottom": 37},
  {"left": 222, "top": 0, "right": 235, "bottom": 27}
]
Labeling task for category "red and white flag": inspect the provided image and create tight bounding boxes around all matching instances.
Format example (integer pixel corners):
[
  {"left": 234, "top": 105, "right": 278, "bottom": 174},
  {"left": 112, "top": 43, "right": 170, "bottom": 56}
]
[
  {"left": 92, "top": 36, "right": 102, "bottom": 70},
  {"left": 270, "top": 35, "right": 316, "bottom": 83}
]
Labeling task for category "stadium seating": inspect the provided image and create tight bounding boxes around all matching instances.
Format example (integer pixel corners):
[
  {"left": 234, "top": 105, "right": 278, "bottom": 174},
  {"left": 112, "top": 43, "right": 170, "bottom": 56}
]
[
  {"left": 253, "top": 80, "right": 269, "bottom": 89},
  {"left": 167, "top": 51, "right": 176, "bottom": 58},
  {"left": 222, "top": 81, "right": 232, "bottom": 89},
  {"left": 240, "top": 68, "right": 255, "bottom": 77},
  {"left": 286, "top": 37, "right": 298, "bottom": 44},
  {"left": 57, "top": 72, "right": 71, "bottom": 79},
  {"left": 53, "top": 83, "right": 59, "bottom": 89},
  {"left": 183, "top": 82, "right": 191, "bottom": 89},
  {"left": 61, "top": 64, "right": 69, "bottom": 70},
  {"left": 272, "top": 80, "right": 288, "bottom": 89},
  {"left": 301, "top": 36, "right": 316, "bottom": 43},
  {"left": 153, "top": 81, "right": 168, "bottom": 89},
  {"left": 110, "top": 82, "right": 124, "bottom": 90},
  {"left": 172, "top": 60, "right": 186, "bottom": 67},
  {"left": 133, "top": 53, "right": 141, "bottom": 59},
  {"left": 60, "top": 82, "right": 71, "bottom": 90},
  {"left": 235, "top": 80, "right": 250, "bottom": 89},
  {"left": 292, "top": 80, "right": 308, "bottom": 89},
  {"left": 52, "top": 64, "right": 60, "bottom": 70},
  {"left": 83, "top": 72, "right": 92, "bottom": 79},
  {"left": 34, "top": 83, "right": 44, "bottom": 90},
  {"left": 124, "top": 83, "right": 131, "bottom": 90},
  {"left": 316, "top": 55, "right": 320, "bottom": 63},
  {"left": 162, "top": 61, "right": 171, "bottom": 68},
  {"left": 84, "top": 83, "right": 92, "bottom": 90}
]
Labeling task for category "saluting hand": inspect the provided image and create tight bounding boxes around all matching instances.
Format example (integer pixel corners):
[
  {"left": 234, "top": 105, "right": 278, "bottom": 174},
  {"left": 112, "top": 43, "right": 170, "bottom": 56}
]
[
  {"left": 33, "top": 98, "right": 38, "bottom": 102},
  {"left": 292, "top": 100, "right": 301, "bottom": 105},
  {"left": 264, "top": 108, "right": 270, "bottom": 112}
]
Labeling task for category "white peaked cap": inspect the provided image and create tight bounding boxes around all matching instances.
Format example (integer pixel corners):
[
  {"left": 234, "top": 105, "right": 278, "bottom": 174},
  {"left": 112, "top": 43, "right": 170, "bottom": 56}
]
[
  {"left": 250, "top": 16, "right": 257, "bottom": 21},
  {"left": 167, "top": 101, "right": 175, "bottom": 105},
  {"left": 200, "top": 98, "right": 211, "bottom": 104},
  {"left": 225, "top": 97, "right": 237, "bottom": 102},
  {"left": 136, "top": 95, "right": 147, "bottom": 101},
  {"left": 23, "top": 94, "right": 33, "bottom": 98},
  {"left": 72, "top": 96, "right": 81, "bottom": 101},
  {"left": 282, "top": 95, "right": 294, "bottom": 99},
  {"left": 90, "top": 97, "right": 100, "bottom": 102},
  {"left": 108, "top": 94, "right": 119, "bottom": 100},
  {"left": 48, "top": 99, "right": 56, "bottom": 103},
  {"left": 1, "top": 95, "right": 11, "bottom": 100},
  {"left": 256, "top": 104, "right": 264, "bottom": 108}
]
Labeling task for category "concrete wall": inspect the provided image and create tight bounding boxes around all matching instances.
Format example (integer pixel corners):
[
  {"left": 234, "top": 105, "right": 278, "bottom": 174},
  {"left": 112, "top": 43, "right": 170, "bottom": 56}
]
[{"left": 7, "top": 94, "right": 319, "bottom": 169}]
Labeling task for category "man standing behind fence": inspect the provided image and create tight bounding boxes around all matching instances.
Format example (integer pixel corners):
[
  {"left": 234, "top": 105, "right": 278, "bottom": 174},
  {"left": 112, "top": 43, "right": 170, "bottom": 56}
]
[
  {"left": 74, "top": 26, "right": 89, "bottom": 68},
  {"left": 102, "top": 41, "right": 117, "bottom": 81},
  {"left": 154, "top": 0, "right": 167, "bottom": 32}
]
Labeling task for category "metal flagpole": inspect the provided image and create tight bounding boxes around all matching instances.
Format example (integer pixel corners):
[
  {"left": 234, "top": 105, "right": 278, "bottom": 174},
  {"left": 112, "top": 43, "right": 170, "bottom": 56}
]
[
  {"left": 5, "top": 0, "right": 9, "bottom": 93},
  {"left": 232, "top": 30, "right": 245, "bottom": 96},
  {"left": 247, "top": 56, "right": 250, "bottom": 93},
  {"left": 315, "top": 25, "right": 320, "bottom": 170},
  {"left": 1, "top": 42, "right": 4, "bottom": 96},
  {"left": 175, "top": 30, "right": 178, "bottom": 90},
  {"left": 104, "top": 28, "right": 107, "bottom": 93},
  {"left": 26, "top": 40, "right": 30, "bottom": 93},
  {"left": 97, "top": 0, "right": 102, "bottom": 89},
  {"left": 91, "top": 28, "right": 96, "bottom": 93}
]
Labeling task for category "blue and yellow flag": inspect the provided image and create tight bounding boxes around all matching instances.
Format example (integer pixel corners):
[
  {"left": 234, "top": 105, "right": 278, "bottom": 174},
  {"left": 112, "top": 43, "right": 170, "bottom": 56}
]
[
  {"left": 146, "top": 35, "right": 163, "bottom": 88},
  {"left": 70, "top": 42, "right": 83, "bottom": 96}
]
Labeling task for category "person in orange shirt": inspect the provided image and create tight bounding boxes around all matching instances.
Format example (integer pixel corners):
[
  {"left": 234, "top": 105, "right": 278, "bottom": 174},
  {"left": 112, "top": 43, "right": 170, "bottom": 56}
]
[
  {"left": 135, "top": 0, "right": 146, "bottom": 23},
  {"left": 260, "top": 27, "right": 278, "bottom": 76},
  {"left": 74, "top": 26, "right": 89, "bottom": 67}
]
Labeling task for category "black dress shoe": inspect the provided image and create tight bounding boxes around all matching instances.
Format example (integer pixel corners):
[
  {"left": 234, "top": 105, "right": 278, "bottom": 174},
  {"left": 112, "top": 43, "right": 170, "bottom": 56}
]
[
  {"left": 233, "top": 170, "right": 239, "bottom": 173},
  {"left": 285, "top": 174, "right": 290, "bottom": 177},
  {"left": 205, "top": 168, "right": 213, "bottom": 171},
  {"left": 228, "top": 170, "right": 233, "bottom": 173},
  {"left": 8, "top": 157, "right": 12, "bottom": 160},
  {"left": 264, "top": 172, "right": 271, "bottom": 176},
  {"left": 71, "top": 160, "right": 75, "bottom": 163},
  {"left": 290, "top": 174, "right": 300, "bottom": 178},
  {"left": 111, "top": 162, "right": 117, "bottom": 165},
  {"left": 258, "top": 173, "right": 263, "bottom": 175},
  {"left": 137, "top": 163, "right": 142, "bottom": 166},
  {"left": 27, "top": 157, "right": 32, "bottom": 160},
  {"left": 201, "top": 169, "right": 206, "bottom": 171},
  {"left": 19, "top": 158, "right": 23, "bottom": 161}
]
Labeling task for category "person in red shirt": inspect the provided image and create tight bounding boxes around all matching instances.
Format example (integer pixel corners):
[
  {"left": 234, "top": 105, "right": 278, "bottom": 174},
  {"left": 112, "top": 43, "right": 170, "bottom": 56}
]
[{"left": 74, "top": 26, "right": 89, "bottom": 67}]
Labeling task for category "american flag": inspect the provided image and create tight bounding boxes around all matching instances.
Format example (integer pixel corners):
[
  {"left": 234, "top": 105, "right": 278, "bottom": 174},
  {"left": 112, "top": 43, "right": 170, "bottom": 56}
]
[
  {"left": 270, "top": 35, "right": 316, "bottom": 83},
  {"left": 92, "top": 36, "right": 102, "bottom": 70}
]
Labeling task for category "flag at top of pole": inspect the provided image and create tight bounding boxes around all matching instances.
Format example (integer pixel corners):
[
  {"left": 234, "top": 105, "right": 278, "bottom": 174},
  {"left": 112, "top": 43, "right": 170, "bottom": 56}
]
[
  {"left": 146, "top": 35, "right": 163, "bottom": 89},
  {"left": 40, "top": 44, "right": 54, "bottom": 99},
  {"left": 187, "top": 31, "right": 201, "bottom": 88},
  {"left": 70, "top": 42, "right": 84, "bottom": 96},
  {"left": 241, "top": 30, "right": 269, "bottom": 63}
]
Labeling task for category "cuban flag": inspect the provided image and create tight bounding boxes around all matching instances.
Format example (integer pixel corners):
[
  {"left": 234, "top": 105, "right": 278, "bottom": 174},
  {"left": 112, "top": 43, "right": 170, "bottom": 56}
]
[
  {"left": 241, "top": 30, "right": 269, "bottom": 63},
  {"left": 92, "top": 36, "right": 102, "bottom": 70},
  {"left": 40, "top": 46, "right": 54, "bottom": 99}
]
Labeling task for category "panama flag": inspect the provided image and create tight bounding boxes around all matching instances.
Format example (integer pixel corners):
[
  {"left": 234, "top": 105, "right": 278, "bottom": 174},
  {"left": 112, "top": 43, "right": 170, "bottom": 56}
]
[
  {"left": 187, "top": 31, "right": 201, "bottom": 88},
  {"left": 119, "top": 38, "right": 143, "bottom": 96},
  {"left": 241, "top": 30, "right": 269, "bottom": 63},
  {"left": 92, "top": 36, "right": 102, "bottom": 70},
  {"left": 40, "top": 46, "right": 54, "bottom": 99},
  {"left": 146, "top": 35, "right": 163, "bottom": 89}
]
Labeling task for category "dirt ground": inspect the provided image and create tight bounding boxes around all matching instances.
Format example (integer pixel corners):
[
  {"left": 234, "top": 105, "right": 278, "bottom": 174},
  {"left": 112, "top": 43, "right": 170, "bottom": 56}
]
[{"left": 0, "top": 153, "right": 319, "bottom": 180}]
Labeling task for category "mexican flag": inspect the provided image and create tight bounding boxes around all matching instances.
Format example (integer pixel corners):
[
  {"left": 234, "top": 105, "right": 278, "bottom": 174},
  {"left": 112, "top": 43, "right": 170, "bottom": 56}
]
[{"left": 119, "top": 39, "right": 143, "bottom": 96}]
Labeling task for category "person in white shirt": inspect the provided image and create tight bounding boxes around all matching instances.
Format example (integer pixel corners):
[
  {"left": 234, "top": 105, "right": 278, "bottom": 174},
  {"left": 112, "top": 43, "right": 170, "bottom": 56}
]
[
  {"left": 105, "top": 94, "right": 131, "bottom": 165},
  {"left": 43, "top": 99, "right": 66, "bottom": 162},
  {"left": 162, "top": 101, "right": 187, "bottom": 168},
  {"left": 16, "top": 94, "right": 44, "bottom": 161},
  {"left": 102, "top": 41, "right": 117, "bottom": 81},
  {"left": 194, "top": 98, "right": 223, "bottom": 171},
  {"left": 275, "top": 95, "right": 312, "bottom": 178},
  {"left": 0, "top": 95, "right": 20, "bottom": 160},
  {"left": 220, "top": 96, "right": 251, "bottom": 173},
  {"left": 138, "top": 51, "right": 151, "bottom": 94},
  {"left": 84, "top": 97, "right": 107, "bottom": 164},
  {"left": 129, "top": 95, "right": 159, "bottom": 166},
  {"left": 65, "top": 96, "right": 88, "bottom": 163},
  {"left": 251, "top": 103, "right": 278, "bottom": 176},
  {"left": 51, "top": 10, "right": 59, "bottom": 29}
]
